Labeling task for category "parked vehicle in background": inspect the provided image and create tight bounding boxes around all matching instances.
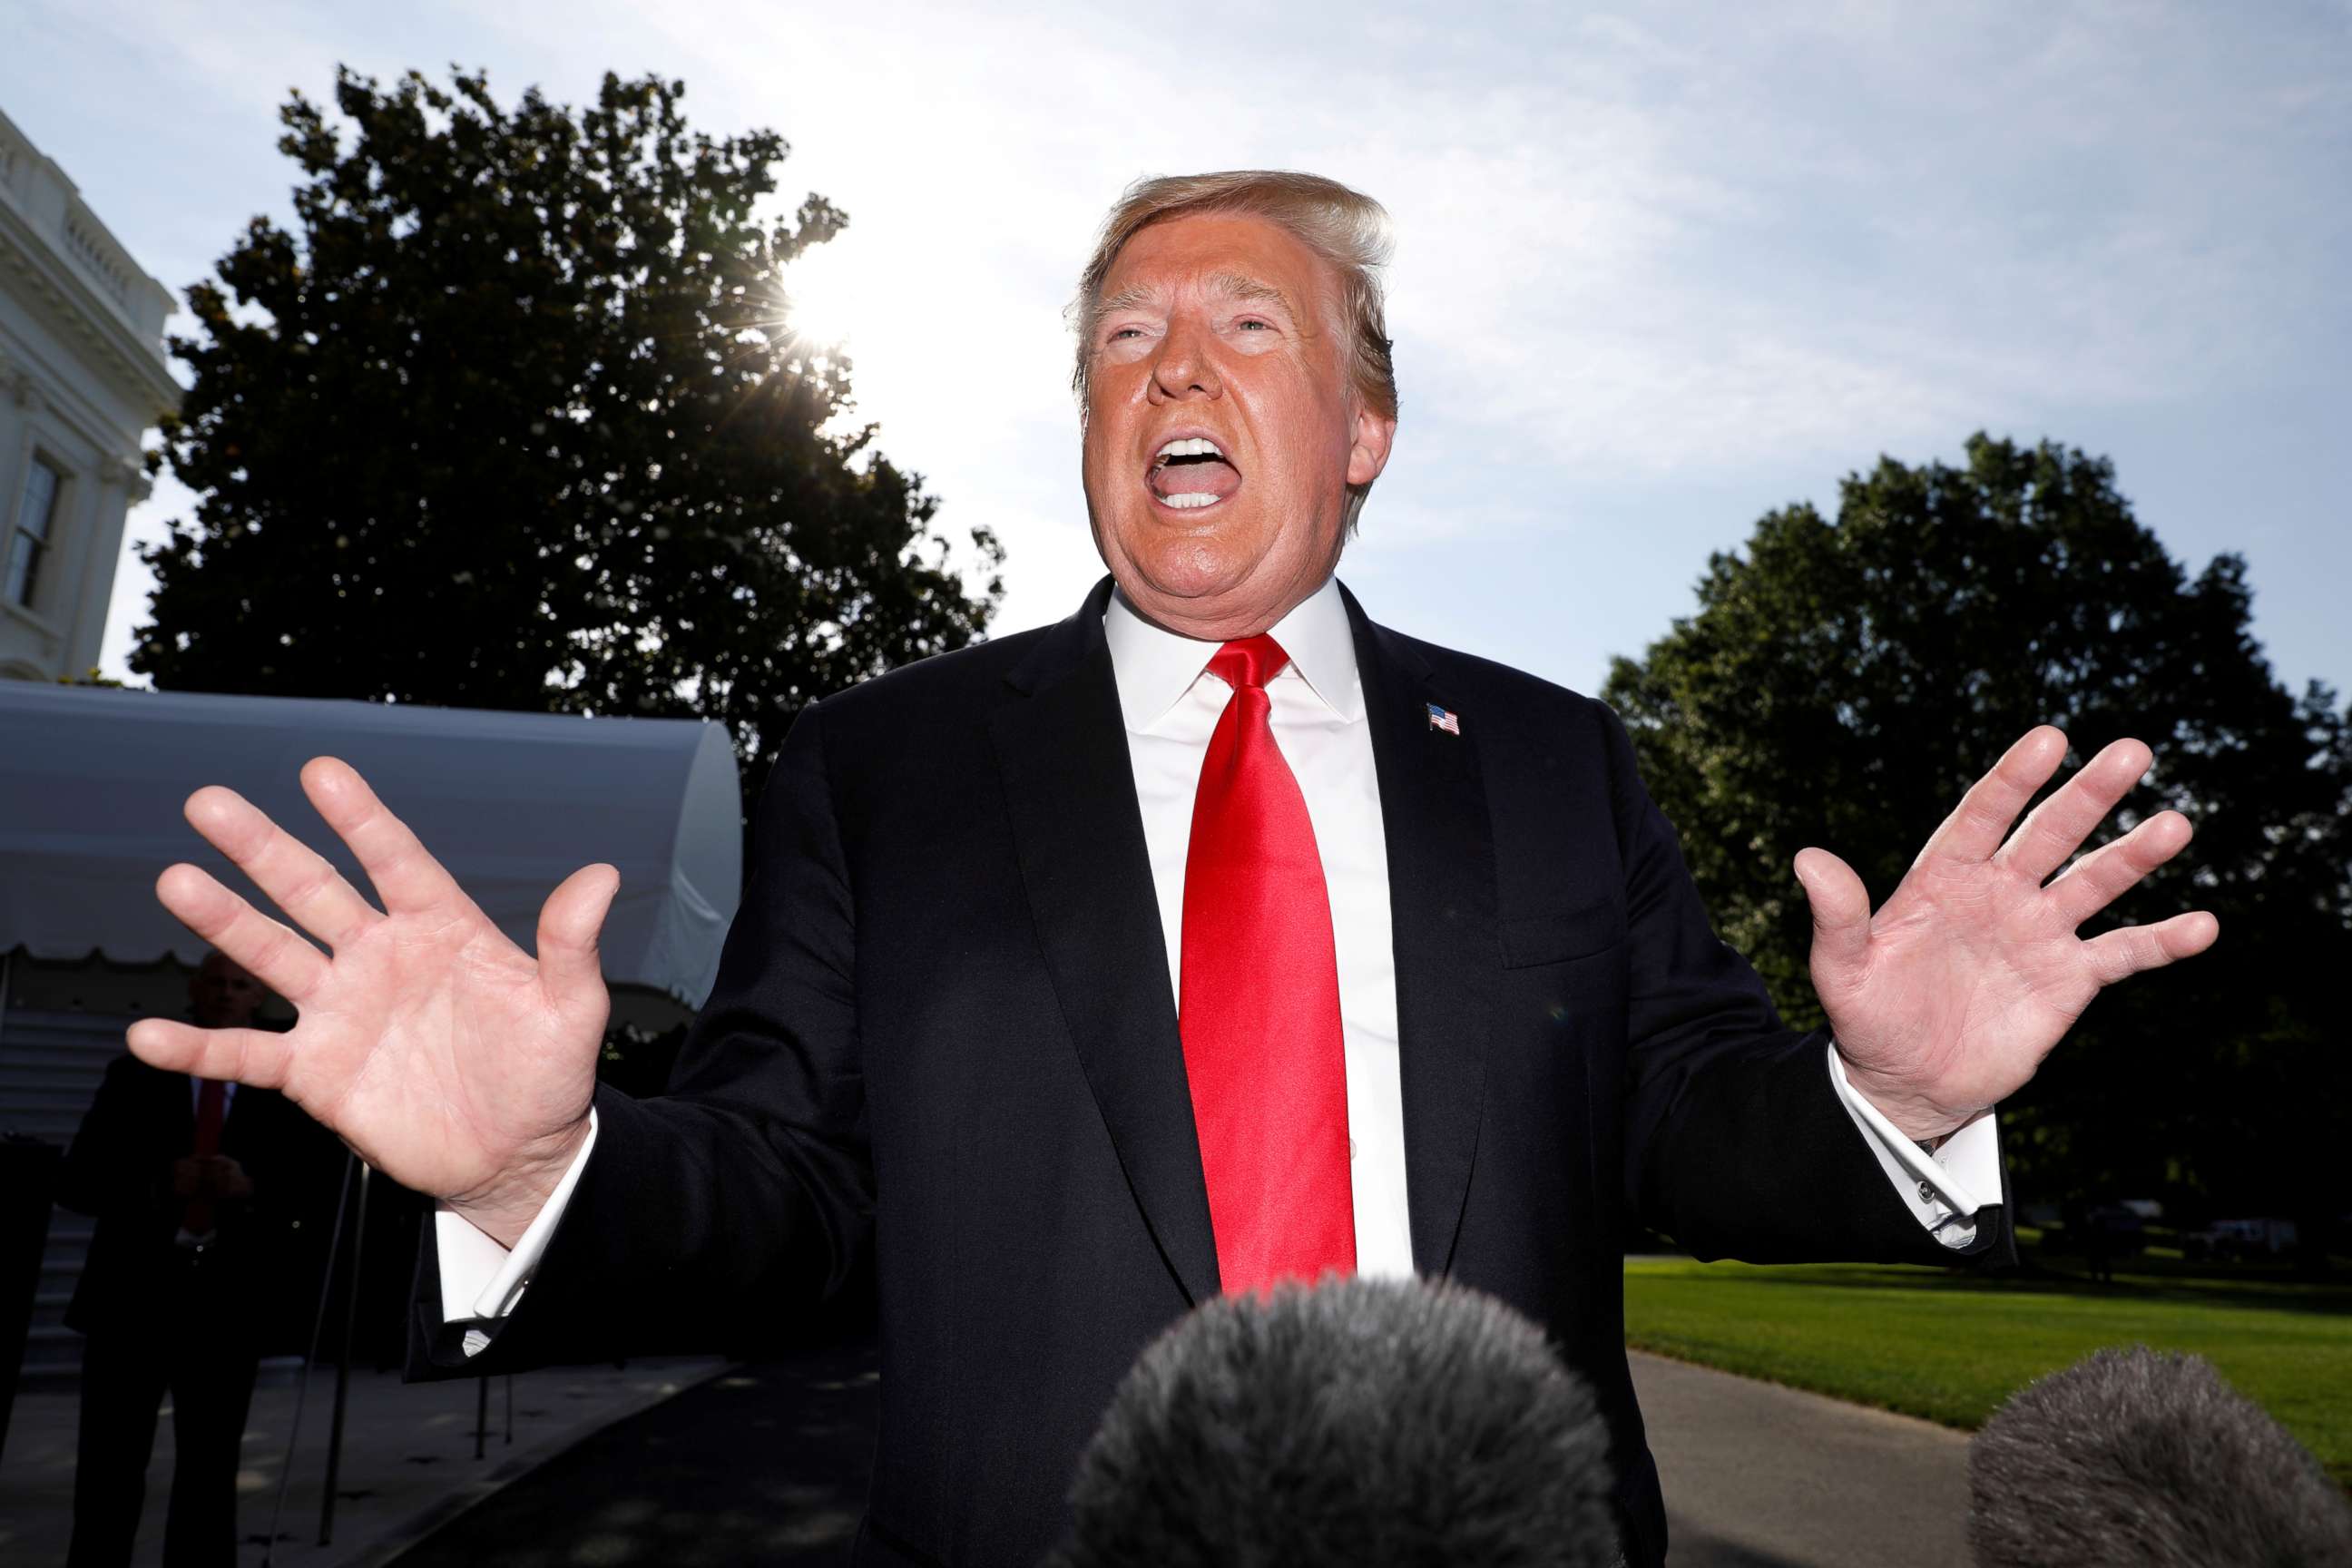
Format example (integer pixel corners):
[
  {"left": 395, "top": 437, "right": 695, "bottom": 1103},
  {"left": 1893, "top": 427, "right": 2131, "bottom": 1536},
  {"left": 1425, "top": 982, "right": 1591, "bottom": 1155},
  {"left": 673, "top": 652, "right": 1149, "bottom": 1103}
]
[{"left": 2183, "top": 1218, "right": 2300, "bottom": 1262}]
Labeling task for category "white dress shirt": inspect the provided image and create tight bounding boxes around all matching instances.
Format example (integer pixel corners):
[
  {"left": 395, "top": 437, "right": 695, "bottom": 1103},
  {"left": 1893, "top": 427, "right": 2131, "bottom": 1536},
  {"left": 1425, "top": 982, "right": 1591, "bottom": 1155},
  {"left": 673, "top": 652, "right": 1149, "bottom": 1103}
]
[
  {"left": 437, "top": 575, "right": 1997, "bottom": 1338},
  {"left": 1107, "top": 574, "right": 1417, "bottom": 1278}
]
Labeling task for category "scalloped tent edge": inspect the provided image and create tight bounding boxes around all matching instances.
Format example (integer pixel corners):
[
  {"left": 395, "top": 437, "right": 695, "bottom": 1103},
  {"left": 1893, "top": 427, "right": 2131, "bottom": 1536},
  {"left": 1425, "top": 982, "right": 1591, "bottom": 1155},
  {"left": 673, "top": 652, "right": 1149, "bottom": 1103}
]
[{"left": 0, "top": 681, "right": 742, "bottom": 1009}]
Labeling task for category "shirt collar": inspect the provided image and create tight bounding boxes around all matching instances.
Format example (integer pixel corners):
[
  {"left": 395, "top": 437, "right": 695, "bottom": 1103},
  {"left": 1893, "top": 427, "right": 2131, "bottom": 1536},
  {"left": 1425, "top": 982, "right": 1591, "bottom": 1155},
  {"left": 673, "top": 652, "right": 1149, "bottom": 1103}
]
[{"left": 1104, "top": 573, "right": 1362, "bottom": 732}]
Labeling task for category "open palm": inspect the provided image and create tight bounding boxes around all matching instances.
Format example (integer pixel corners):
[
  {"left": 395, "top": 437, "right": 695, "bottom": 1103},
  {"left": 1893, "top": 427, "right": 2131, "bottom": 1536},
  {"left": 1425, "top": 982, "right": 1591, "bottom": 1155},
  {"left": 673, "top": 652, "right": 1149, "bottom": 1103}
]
[
  {"left": 1799, "top": 727, "right": 2220, "bottom": 1143},
  {"left": 127, "top": 757, "right": 616, "bottom": 1247}
]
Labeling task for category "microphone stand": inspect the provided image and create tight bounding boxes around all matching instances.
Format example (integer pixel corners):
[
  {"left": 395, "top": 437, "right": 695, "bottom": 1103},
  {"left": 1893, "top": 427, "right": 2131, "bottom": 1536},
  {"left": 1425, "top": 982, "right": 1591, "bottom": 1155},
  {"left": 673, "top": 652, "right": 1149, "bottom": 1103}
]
[
  {"left": 318, "top": 1160, "right": 372, "bottom": 1544},
  {"left": 259, "top": 1149, "right": 358, "bottom": 1568}
]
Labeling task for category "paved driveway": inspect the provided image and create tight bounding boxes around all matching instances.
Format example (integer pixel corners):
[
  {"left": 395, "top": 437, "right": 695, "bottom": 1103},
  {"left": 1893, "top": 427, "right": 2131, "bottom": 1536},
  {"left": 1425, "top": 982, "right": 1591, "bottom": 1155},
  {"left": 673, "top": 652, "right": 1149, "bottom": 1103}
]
[
  {"left": 374, "top": 1341, "right": 1975, "bottom": 1566},
  {"left": 1630, "top": 1350, "right": 1972, "bottom": 1568}
]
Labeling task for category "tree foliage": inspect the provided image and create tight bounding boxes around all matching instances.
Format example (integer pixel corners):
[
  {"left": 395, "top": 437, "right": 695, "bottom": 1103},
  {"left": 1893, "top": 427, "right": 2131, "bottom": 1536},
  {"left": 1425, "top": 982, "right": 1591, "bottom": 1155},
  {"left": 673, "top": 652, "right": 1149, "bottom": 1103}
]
[
  {"left": 1603, "top": 434, "right": 2349, "bottom": 1220},
  {"left": 133, "top": 65, "right": 1002, "bottom": 807}
]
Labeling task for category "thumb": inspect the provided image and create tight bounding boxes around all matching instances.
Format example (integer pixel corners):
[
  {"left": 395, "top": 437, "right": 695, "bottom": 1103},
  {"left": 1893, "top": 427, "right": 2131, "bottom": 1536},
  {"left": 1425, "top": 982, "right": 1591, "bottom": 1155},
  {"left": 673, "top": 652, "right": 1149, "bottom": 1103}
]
[
  {"left": 1793, "top": 847, "right": 1872, "bottom": 985},
  {"left": 536, "top": 863, "right": 620, "bottom": 1006}
]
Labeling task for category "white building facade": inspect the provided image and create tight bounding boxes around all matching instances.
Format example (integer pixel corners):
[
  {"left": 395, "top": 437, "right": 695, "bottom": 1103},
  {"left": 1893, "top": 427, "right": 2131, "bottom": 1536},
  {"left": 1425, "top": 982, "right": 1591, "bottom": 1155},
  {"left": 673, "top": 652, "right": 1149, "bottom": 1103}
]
[{"left": 0, "top": 104, "right": 179, "bottom": 683}]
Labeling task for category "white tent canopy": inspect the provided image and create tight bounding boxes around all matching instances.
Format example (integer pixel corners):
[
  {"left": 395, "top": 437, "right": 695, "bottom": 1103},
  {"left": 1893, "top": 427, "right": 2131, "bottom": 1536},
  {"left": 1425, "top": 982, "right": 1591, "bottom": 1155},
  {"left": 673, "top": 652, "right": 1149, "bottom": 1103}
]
[{"left": 0, "top": 682, "right": 742, "bottom": 1006}]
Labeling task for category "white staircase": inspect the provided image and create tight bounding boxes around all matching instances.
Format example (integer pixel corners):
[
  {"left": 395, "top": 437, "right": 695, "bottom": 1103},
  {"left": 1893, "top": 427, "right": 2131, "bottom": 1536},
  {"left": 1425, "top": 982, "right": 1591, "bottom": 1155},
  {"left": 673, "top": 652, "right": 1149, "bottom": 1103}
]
[{"left": 3, "top": 1009, "right": 131, "bottom": 1390}]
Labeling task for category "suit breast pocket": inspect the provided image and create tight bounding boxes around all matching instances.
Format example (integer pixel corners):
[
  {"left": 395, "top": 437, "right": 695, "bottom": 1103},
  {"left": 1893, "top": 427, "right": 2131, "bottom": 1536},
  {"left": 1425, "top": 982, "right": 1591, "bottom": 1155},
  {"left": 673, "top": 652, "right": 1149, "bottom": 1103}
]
[{"left": 1497, "top": 895, "right": 1627, "bottom": 968}]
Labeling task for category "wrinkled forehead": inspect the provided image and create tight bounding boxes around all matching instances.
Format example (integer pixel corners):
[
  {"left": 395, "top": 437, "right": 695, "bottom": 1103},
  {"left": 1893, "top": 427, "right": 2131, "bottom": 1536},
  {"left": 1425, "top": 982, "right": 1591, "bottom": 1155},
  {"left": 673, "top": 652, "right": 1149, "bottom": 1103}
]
[{"left": 1093, "top": 212, "right": 1340, "bottom": 322}]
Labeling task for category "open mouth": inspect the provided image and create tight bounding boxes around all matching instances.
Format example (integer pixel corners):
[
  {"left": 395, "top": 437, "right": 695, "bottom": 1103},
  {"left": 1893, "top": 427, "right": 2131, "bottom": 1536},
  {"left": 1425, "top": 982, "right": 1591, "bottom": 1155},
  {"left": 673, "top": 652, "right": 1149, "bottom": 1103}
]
[{"left": 1146, "top": 436, "right": 1242, "bottom": 511}]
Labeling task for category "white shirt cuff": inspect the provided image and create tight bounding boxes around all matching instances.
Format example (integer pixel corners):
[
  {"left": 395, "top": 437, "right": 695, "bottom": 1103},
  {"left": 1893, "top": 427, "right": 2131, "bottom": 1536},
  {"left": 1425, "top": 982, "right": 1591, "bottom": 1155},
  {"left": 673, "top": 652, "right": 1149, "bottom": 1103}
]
[
  {"left": 1827, "top": 1046, "right": 1998, "bottom": 1250},
  {"left": 433, "top": 1107, "right": 599, "bottom": 1349}
]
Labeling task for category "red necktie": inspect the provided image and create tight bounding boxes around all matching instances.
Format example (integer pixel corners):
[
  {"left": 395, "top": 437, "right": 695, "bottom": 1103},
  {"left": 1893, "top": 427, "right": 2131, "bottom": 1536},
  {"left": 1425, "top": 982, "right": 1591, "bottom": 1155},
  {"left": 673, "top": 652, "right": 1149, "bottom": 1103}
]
[
  {"left": 184, "top": 1077, "right": 226, "bottom": 1236},
  {"left": 1179, "top": 634, "right": 1356, "bottom": 1293}
]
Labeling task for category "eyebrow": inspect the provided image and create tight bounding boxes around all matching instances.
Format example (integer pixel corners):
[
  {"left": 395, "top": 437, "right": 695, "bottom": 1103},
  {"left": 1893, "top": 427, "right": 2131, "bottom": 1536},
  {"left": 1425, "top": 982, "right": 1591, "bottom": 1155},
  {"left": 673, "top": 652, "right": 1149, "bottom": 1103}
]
[
  {"left": 1204, "top": 271, "right": 1296, "bottom": 315},
  {"left": 1093, "top": 271, "right": 1299, "bottom": 321},
  {"left": 1096, "top": 282, "right": 1159, "bottom": 317}
]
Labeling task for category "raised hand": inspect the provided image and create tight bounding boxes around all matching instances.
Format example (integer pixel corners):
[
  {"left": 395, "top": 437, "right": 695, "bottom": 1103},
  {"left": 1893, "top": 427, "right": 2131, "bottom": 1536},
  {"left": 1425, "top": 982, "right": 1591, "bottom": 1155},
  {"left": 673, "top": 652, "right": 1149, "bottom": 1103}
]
[
  {"left": 127, "top": 757, "right": 619, "bottom": 1248},
  {"left": 1796, "top": 727, "right": 2219, "bottom": 1144}
]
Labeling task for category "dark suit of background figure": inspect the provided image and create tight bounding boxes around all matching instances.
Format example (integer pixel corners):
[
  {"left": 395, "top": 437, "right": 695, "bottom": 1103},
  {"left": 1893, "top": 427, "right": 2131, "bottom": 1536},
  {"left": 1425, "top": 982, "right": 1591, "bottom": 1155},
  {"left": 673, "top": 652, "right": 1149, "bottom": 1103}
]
[
  {"left": 61, "top": 1051, "right": 342, "bottom": 1568},
  {"left": 410, "top": 578, "right": 2017, "bottom": 1568}
]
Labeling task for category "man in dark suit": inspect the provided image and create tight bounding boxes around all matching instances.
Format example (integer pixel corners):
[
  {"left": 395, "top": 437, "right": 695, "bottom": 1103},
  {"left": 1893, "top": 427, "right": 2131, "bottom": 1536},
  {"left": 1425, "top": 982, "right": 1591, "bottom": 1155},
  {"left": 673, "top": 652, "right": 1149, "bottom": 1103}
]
[
  {"left": 62, "top": 951, "right": 339, "bottom": 1568},
  {"left": 127, "top": 173, "right": 2218, "bottom": 1566}
]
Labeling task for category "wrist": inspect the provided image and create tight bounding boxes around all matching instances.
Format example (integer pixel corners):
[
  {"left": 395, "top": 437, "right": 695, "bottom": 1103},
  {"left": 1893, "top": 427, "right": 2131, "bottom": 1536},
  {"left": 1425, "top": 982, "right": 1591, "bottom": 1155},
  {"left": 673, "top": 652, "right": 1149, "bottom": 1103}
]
[
  {"left": 1835, "top": 1052, "right": 1975, "bottom": 1144},
  {"left": 446, "top": 1118, "right": 591, "bottom": 1250}
]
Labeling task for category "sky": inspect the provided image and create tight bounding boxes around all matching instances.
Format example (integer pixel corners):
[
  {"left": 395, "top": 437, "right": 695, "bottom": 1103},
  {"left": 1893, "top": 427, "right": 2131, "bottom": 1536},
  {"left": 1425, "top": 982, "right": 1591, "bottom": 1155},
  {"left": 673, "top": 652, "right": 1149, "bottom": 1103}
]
[{"left": 5, "top": 0, "right": 2346, "bottom": 703}]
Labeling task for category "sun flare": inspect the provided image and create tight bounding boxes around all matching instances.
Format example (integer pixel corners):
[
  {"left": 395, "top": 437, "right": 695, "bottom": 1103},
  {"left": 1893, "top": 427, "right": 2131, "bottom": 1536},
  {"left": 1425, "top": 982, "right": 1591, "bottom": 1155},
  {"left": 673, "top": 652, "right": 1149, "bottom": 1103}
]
[{"left": 776, "top": 241, "right": 869, "bottom": 358}]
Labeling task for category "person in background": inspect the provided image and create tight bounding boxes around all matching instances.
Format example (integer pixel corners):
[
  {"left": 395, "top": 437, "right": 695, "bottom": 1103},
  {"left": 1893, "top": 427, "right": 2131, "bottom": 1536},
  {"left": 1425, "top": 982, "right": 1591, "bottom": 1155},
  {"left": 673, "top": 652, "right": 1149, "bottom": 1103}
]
[{"left": 59, "top": 949, "right": 339, "bottom": 1568}]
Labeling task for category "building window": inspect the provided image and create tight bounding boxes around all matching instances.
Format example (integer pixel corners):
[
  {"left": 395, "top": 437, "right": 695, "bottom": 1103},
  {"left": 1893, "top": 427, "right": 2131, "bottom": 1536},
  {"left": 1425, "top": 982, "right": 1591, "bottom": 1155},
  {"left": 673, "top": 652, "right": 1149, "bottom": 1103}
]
[{"left": 6, "top": 456, "right": 62, "bottom": 610}]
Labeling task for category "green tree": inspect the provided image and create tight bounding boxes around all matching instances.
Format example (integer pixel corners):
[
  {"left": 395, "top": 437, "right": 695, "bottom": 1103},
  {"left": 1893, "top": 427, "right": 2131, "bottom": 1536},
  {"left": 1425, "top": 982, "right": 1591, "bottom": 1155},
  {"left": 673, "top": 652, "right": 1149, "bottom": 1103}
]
[
  {"left": 1603, "top": 434, "right": 2349, "bottom": 1228},
  {"left": 133, "top": 65, "right": 1002, "bottom": 807}
]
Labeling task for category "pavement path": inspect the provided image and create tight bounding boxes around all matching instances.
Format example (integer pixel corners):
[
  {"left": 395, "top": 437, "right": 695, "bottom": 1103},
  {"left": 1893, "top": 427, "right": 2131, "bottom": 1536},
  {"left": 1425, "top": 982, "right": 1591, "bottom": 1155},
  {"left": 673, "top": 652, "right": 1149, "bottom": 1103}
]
[
  {"left": 381, "top": 1343, "right": 1973, "bottom": 1566},
  {"left": 384, "top": 1341, "right": 877, "bottom": 1568},
  {"left": 5, "top": 1338, "right": 1975, "bottom": 1565},
  {"left": 1631, "top": 1350, "right": 1973, "bottom": 1568},
  {"left": 1, "top": 1355, "right": 726, "bottom": 1568}
]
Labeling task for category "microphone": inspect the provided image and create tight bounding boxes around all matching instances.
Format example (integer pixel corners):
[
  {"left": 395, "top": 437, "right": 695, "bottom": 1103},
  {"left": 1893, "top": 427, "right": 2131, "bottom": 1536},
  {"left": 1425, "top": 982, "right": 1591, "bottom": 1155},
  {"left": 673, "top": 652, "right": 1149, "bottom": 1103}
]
[
  {"left": 1048, "top": 1276, "right": 1621, "bottom": 1568},
  {"left": 1968, "top": 1344, "right": 2352, "bottom": 1566}
]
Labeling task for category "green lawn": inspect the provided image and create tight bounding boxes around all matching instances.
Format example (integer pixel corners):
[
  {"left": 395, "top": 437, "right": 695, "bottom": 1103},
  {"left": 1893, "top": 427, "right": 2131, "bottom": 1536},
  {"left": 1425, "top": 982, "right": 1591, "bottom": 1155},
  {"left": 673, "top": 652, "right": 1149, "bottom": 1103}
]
[{"left": 1622, "top": 1254, "right": 2352, "bottom": 1488}]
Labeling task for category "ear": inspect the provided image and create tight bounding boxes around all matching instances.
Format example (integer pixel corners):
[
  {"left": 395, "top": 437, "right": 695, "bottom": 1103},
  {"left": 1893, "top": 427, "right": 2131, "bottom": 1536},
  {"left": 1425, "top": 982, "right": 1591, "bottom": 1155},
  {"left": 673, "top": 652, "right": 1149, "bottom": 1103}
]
[{"left": 1346, "top": 407, "right": 1396, "bottom": 487}]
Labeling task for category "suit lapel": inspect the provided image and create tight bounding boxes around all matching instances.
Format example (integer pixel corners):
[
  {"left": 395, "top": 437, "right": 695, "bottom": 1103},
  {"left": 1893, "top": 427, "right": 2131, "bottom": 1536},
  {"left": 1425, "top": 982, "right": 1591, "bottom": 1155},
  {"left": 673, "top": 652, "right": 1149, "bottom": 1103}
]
[
  {"left": 990, "top": 578, "right": 1221, "bottom": 1306},
  {"left": 144, "top": 1061, "right": 196, "bottom": 1145},
  {"left": 1343, "top": 583, "right": 1497, "bottom": 1277}
]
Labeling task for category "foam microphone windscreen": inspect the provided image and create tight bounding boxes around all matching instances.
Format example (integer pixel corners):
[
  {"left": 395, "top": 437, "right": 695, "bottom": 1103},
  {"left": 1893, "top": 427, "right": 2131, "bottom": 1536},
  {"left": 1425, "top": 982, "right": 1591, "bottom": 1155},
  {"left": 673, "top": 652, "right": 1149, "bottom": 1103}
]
[
  {"left": 1968, "top": 1344, "right": 2352, "bottom": 1567},
  {"left": 1048, "top": 1276, "right": 1621, "bottom": 1568}
]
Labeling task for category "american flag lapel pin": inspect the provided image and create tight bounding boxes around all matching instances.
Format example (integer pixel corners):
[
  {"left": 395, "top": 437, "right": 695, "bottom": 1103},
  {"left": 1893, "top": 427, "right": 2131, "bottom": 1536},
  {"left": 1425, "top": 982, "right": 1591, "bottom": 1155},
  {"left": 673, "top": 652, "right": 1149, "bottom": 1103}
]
[{"left": 1426, "top": 702, "right": 1461, "bottom": 736}]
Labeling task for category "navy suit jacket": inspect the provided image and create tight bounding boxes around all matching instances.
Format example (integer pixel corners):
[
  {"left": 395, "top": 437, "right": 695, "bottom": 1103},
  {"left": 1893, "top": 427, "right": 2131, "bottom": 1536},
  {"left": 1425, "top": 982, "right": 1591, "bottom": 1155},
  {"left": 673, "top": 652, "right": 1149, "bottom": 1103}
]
[
  {"left": 64, "top": 1054, "right": 342, "bottom": 1351},
  {"left": 411, "top": 576, "right": 2012, "bottom": 1566}
]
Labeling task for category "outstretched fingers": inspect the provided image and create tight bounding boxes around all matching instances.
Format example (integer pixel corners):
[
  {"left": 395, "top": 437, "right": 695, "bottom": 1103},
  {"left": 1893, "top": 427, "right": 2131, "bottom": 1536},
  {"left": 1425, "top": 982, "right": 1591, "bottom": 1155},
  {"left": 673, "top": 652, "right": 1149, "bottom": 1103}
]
[
  {"left": 1997, "top": 737, "right": 2155, "bottom": 883},
  {"left": 1918, "top": 726, "right": 2070, "bottom": 867},
  {"left": 124, "top": 1018, "right": 297, "bottom": 1089},
  {"left": 155, "top": 862, "right": 331, "bottom": 1003},
  {"left": 182, "top": 782, "right": 379, "bottom": 951},
  {"left": 299, "top": 756, "right": 470, "bottom": 919},
  {"left": 2082, "top": 911, "right": 2220, "bottom": 985},
  {"left": 2045, "top": 809, "right": 2194, "bottom": 927}
]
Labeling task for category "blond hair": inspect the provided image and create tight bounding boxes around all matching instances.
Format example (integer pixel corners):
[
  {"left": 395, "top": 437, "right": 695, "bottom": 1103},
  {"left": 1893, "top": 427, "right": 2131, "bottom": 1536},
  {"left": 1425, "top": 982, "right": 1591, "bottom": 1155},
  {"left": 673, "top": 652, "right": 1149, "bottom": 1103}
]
[{"left": 1071, "top": 172, "right": 1399, "bottom": 530}]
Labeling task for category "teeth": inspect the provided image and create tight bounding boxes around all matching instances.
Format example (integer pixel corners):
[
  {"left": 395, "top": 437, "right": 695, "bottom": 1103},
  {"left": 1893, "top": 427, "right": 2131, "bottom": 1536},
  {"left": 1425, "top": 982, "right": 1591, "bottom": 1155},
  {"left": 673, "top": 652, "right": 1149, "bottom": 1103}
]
[
  {"left": 1154, "top": 436, "right": 1226, "bottom": 461},
  {"left": 1159, "top": 492, "right": 1223, "bottom": 509}
]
